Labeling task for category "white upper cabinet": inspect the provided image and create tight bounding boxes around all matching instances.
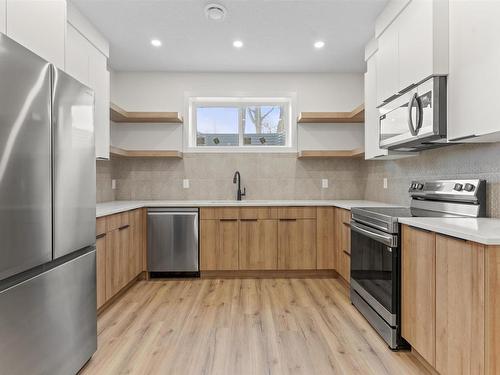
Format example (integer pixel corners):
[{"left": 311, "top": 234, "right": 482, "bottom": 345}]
[
  {"left": 376, "top": 23, "right": 399, "bottom": 105},
  {"left": 375, "top": 0, "right": 448, "bottom": 106},
  {"left": 365, "top": 44, "right": 388, "bottom": 160},
  {"left": 65, "top": 24, "right": 91, "bottom": 86},
  {"left": 66, "top": 2, "right": 110, "bottom": 159},
  {"left": 6, "top": 0, "right": 66, "bottom": 69},
  {"left": 447, "top": 1, "right": 500, "bottom": 142},
  {"left": 88, "top": 47, "right": 110, "bottom": 159},
  {"left": 0, "top": 1, "right": 5, "bottom": 34}
]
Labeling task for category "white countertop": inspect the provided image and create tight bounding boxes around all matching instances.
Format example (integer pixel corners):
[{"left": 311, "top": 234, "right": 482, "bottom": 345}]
[
  {"left": 96, "top": 200, "right": 398, "bottom": 218},
  {"left": 398, "top": 217, "right": 500, "bottom": 245}
]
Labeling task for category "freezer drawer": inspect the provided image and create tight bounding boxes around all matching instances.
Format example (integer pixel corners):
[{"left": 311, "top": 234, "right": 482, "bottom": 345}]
[
  {"left": 52, "top": 68, "right": 96, "bottom": 259},
  {"left": 0, "top": 250, "right": 97, "bottom": 375},
  {"left": 148, "top": 208, "right": 199, "bottom": 272}
]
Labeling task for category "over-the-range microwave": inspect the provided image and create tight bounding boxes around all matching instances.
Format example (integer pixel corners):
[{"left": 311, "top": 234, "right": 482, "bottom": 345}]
[{"left": 379, "top": 76, "right": 447, "bottom": 151}]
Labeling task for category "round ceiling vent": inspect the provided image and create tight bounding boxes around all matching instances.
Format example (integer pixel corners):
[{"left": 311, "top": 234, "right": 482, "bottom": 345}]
[{"left": 205, "top": 3, "right": 227, "bottom": 22}]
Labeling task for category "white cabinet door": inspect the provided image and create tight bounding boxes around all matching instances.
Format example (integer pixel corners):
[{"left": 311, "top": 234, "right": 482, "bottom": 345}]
[
  {"left": 6, "top": 0, "right": 66, "bottom": 68},
  {"left": 89, "top": 47, "right": 110, "bottom": 159},
  {"left": 0, "top": 0, "right": 5, "bottom": 34},
  {"left": 448, "top": 1, "right": 500, "bottom": 142},
  {"left": 365, "top": 54, "right": 388, "bottom": 160},
  {"left": 398, "top": 0, "right": 433, "bottom": 90},
  {"left": 65, "top": 24, "right": 90, "bottom": 86},
  {"left": 376, "top": 22, "right": 399, "bottom": 105}
]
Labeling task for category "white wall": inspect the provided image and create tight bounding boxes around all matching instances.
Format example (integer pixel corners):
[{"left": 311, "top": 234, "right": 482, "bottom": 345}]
[{"left": 110, "top": 72, "right": 364, "bottom": 151}]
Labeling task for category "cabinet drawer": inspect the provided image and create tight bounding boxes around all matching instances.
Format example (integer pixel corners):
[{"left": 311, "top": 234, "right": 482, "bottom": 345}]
[
  {"left": 200, "top": 207, "right": 239, "bottom": 220},
  {"left": 340, "top": 209, "right": 351, "bottom": 225},
  {"left": 240, "top": 207, "right": 278, "bottom": 220},
  {"left": 96, "top": 217, "right": 107, "bottom": 237},
  {"left": 278, "top": 207, "right": 316, "bottom": 219},
  {"left": 106, "top": 211, "right": 130, "bottom": 231}
]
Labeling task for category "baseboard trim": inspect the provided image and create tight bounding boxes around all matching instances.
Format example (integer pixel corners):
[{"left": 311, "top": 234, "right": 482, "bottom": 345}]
[
  {"left": 200, "top": 269, "right": 339, "bottom": 279},
  {"left": 97, "top": 271, "right": 146, "bottom": 316}
]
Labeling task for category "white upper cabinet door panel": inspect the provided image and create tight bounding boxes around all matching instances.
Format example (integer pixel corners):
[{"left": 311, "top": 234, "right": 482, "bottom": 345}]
[
  {"left": 65, "top": 24, "right": 90, "bottom": 86},
  {"left": 89, "top": 48, "right": 110, "bottom": 159},
  {"left": 0, "top": 1, "right": 5, "bottom": 34},
  {"left": 365, "top": 54, "right": 388, "bottom": 160},
  {"left": 448, "top": 0, "right": 500, "bottom": 142},
  {"left": 398, "top": 0, "right": 434, "bottom": 90},
  {"left": 6, "top": 0, "right": 66, "bottom": 69},
  {"left": 376, "top": 23, "right": 399, "bottom": 105}
]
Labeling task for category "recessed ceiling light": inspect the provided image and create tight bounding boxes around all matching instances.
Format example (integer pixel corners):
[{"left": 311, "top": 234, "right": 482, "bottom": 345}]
[
  {"left": 205, "top": 3, "right": 227, "bottom": 21},
  {"left": 233, "top": 40, "right": 243, "bottom": 48},
  {"left": 314, "top": 40, "right": 325, "bottom": 49},
  {"left": 151, "top": 39, "right": 162, "bottom": 47}
]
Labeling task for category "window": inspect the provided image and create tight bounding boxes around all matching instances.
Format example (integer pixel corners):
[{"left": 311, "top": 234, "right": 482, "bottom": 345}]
[{"left": 189, "top": 97, "right": 291, "bottom": 149}]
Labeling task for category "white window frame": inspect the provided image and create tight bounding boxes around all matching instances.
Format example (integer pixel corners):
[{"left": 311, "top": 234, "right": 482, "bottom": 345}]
[{"left": 185, "top": 96, "right": 296, "bottom": 153}]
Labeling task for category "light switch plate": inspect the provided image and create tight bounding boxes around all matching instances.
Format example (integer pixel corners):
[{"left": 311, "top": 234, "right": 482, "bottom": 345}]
[
  {"left": 183, "top": 179, "right": 190, "bottom": 189},
  {"left": 322, "top": 179, "right": 328, "bottom": 189},
  {"left": 111, "top": 179, "right": 116, "bottom": 190},
  {"left": 383, "top": 178, "right": 388, "bottom": 189}
]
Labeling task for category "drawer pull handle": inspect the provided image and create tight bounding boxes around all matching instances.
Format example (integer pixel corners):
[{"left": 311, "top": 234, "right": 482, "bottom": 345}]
[
  {"left": 279, "top": 218, "right": 297, "bottom": 221},
  {"left": 119, "top": 224, "right": 130, "bottom": 230},
  {"left": 343, "top": 250, "right": 351, "bottom": 257},
  {"left": 240, "top": 218, "right": 258, "bottom": 221},
  {"left": 219, "top": 218, "right": 238, "bottom": 221},
  {"left": 96, "top": 233, "right": 106, "bottom": 239}
]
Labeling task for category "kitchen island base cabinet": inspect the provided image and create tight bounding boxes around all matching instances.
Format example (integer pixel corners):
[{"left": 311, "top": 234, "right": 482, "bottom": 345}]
[
  {"left": 401, "top": 225, "right": 436, "bottom": 367},
  {"left": 435, "top": 235, "right": 485, "bottom": 375},
  {"left": 402, "top": 224, "right": 500, "bottom": 375}
]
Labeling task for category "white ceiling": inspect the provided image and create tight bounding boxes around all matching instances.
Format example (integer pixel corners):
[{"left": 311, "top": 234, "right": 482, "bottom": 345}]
[{"left": 71, "top": 0, "right": 387, "bottom": 73}]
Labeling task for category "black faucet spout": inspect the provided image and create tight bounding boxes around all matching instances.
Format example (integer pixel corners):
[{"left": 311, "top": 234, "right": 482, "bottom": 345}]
[{"left": 232, "top": 171, "right": 246, "bottom": 201}]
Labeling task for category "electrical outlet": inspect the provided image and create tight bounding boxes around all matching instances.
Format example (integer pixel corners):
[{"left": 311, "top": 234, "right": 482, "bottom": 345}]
[
  {"left": 183, "top": 179, "right": 190, "bottom": 189},
  {"left": 383, "top": 178, "right": 388, "bottom": 189},
  {"left": 321, "top": 179, "right": 328, "bottom": 189},
  {"left": 111, "top": 179, "right": 116, "bottom": 190}
]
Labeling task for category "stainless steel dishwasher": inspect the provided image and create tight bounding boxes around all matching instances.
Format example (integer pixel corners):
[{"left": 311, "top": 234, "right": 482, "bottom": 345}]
[{"left": 147, "top": 208, "right": 199, "bottom": 276}]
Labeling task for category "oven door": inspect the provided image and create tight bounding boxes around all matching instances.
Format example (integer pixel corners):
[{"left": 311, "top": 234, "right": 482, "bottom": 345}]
[{"left": 350, "top": 221, "right": 399, "bottom": 326}]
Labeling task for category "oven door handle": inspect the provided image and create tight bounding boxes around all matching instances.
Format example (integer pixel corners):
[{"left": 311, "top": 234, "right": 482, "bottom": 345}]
[{"left": 350, "top": 222, "right": 397, "bottom": 247}]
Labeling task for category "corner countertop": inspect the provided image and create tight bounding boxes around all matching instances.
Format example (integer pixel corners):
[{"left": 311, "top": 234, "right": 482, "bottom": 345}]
[
  {"left": 96, "top": 200, "right": 399, "bottom": 218},
  {"left": 398, "top": 217, "right": 500, "bottom": 246}
]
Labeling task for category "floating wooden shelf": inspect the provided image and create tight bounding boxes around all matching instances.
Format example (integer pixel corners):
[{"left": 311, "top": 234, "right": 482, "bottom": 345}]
[
  {"left": 110, "top": 146, "right": 183, "bottom": 158},
  {"left": 297, "top": 148, "right": 364, "bottom": 159},
  {"left": 297, "top": 104, "right": 364, "bottom": 124},
  {"left": 110, "top": 103, "right": 183, "bottom": 123}
]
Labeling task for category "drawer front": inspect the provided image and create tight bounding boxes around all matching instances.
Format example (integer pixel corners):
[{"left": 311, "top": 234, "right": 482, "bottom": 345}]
[
  {"left": 96, "top": 217, "right": 107, "bottom": 237},
  {"left": 200, "top": 208, "right": 217, "bottom": 220},
  {"left": 240, "top": 207, "right": 278, "bottom": 220},
  {"left": 106, "top": 213, "right": 121, "bottom": 231},
  {"left": 217, "top": 207, "right": 239, "bottom": 220},
  {"left": 278, "top": 207, "right": 317, "bottom": 219}
]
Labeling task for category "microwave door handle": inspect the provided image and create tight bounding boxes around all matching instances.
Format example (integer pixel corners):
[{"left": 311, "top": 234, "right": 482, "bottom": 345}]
[{"left": 408, "top": 93, "right": 422, "bottom": 137}]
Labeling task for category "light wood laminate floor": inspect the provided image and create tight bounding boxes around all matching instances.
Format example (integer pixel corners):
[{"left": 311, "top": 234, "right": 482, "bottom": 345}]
[{"left": 80, "top": 278, "right": 429, "bottom": 375}]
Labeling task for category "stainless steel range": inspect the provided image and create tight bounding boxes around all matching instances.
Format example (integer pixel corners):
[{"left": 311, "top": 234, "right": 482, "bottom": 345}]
[{"left": 349, "top": 179, "right": 486, "bottom": 350}]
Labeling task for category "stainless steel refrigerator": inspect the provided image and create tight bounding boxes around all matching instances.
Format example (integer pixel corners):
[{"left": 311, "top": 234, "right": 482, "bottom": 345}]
[{"left": 0, "top": 34, "right": 97, "bottom": 375}]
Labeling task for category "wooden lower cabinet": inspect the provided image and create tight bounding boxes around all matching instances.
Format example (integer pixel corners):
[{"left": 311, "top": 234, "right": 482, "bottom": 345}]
[
  {"left": 401, "top": 225, "right": 436, "bottom": 367},
  {"left": 239, "top": 219, "right": 278, "bottom": 270},
  {"left": 278, "top": 218, "right": 317, "bottom": 270},
  {"left": 435, "top": 234, "right": 485, "bottom": 375},
  {"left": 200, "top": 218, "right": 239, "bottom": 270},
  {"left": 334, "top": 208, "right": 351, "bottom": 282},
  {"left": 402, "top": 225, "right": 500, "bottom": 375},
  {"left": 98, "top": 208, "right": 146, "bottom": 308},
  {"left": 316, "top": 207, "right": 335, "bottom": 269}
]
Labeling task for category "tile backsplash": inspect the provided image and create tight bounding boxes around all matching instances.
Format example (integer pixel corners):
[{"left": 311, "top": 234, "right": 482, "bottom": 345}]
[
  {"left": 99, "top": 153, "right": 366, "bottom": 202},
  {"left": 363, "top": 143, "right": 500, "bottom": 218},
  {"left": 97, "top": 143, "right": 500, "bottom": 217}
]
